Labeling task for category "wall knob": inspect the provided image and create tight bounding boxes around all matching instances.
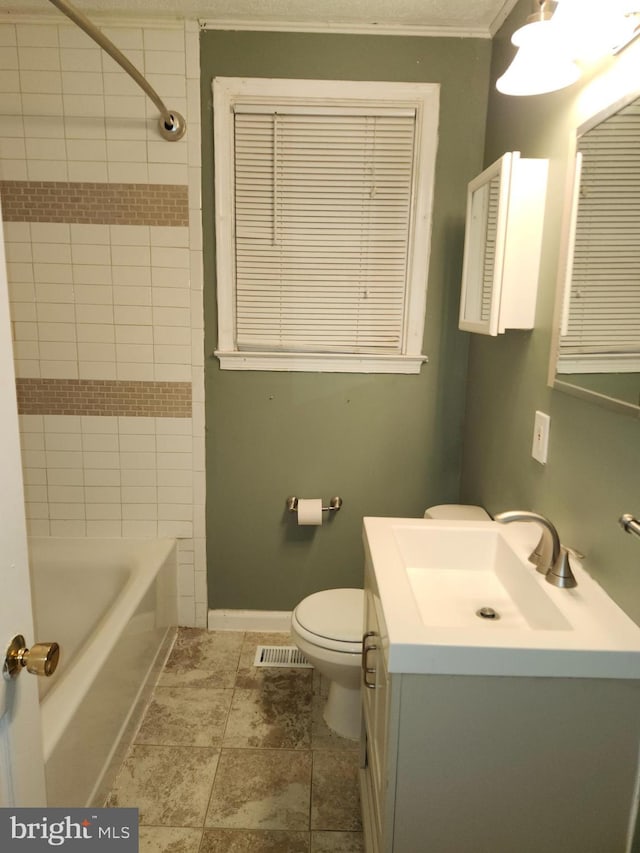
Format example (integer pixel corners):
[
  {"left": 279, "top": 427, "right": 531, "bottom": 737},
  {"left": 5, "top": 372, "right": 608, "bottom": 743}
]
[{"left": 3, "top": 634, "right": 60, "bottom": 679}]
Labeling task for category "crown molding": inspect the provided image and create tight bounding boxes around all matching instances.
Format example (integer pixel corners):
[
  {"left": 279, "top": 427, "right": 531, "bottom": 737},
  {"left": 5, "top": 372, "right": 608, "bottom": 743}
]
[{"left": 199, "top": 18, "right": 491, "bottom": 39}]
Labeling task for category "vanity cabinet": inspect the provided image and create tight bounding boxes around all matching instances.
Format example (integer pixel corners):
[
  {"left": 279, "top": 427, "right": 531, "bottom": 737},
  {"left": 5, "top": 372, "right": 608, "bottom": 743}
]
[
  {"left": 459, "top": 151, "right": 548, "bottom": 335},
  {"left": 359, "top": 550, "right": 640, "bottom": 853}
]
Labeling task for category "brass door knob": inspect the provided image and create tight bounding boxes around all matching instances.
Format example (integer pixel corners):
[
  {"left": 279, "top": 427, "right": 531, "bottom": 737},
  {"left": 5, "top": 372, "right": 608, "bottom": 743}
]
[{"left": 3, "top": 635, "right": 60, "bottom": 679}]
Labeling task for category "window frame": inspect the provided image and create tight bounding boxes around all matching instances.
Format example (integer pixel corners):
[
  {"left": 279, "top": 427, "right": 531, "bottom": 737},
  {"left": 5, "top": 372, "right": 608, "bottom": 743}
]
[{"left": 212, "top": 77, "right": 440, "bottom": 373}]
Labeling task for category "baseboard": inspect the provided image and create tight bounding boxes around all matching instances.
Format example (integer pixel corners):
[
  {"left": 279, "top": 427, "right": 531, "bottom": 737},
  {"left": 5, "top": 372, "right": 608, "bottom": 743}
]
[{"left": 208, "top": 609, "right": 292, "bottom": 632}]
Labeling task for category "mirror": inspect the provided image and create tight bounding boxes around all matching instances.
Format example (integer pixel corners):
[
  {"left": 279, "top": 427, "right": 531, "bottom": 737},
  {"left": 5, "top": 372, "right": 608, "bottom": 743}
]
[{"left": 551, "top": 91, "right": 640, "bottom": 415}]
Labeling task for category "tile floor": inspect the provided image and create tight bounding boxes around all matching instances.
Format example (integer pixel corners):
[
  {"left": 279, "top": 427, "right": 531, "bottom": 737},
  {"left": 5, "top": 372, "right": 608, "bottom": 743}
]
[{"left": 106, "top": 629, "right": 364, "bottom": 853}]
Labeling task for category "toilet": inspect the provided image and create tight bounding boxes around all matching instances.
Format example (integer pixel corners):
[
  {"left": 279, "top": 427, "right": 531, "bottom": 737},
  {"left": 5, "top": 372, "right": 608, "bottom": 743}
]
[{"left": 290, "top": 504, "right": 491, "bottom": 741}]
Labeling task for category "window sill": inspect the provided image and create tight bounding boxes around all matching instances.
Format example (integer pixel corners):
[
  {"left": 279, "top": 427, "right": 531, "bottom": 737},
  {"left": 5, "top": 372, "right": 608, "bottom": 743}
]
[{"left": 214, "top": 350, "right": 428, "bottom": 374}]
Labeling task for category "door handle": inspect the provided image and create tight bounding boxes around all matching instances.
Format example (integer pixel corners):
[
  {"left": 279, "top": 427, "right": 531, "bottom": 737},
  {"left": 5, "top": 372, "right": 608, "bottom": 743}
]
[
  {"left": 362, "top": 630, "right": 377, "bottom": 689},
  {"left": 3, "top": 634, "right": 60, "bottom": 679}
]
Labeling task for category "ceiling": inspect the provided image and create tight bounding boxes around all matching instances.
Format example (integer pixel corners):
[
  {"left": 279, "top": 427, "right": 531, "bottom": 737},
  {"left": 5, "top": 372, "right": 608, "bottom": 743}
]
[{"left": 0, "top": 0, "right": 519, "bottom": 38}]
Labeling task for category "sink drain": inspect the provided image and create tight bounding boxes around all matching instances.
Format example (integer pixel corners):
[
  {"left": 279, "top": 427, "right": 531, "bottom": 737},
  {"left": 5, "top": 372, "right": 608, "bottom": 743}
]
[{"left": 476, "top": 606, "right": 500, "bottom": 620}]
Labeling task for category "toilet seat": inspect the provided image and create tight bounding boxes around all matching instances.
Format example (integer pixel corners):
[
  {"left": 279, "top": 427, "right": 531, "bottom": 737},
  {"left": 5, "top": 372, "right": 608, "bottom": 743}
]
[{"left": 292, "top": 588, "right": 363, "bottom": 654}]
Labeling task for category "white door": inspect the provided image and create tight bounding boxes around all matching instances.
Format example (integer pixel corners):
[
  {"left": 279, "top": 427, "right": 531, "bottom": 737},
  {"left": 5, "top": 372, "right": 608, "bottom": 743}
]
[{"left": 0, "top": 204, "right": 47, "bottom": 807}]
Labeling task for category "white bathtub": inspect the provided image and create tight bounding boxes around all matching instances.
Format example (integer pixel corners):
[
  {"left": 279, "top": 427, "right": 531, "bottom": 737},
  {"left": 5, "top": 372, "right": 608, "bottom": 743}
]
[{"left": 29, "top": 537, "right": 178, "bottom": 807}]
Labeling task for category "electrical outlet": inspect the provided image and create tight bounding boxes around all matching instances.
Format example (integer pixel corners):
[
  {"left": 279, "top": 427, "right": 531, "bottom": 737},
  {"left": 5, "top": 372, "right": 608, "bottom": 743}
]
[{"left": 532, "top": 411, "right": 550, "bottom": 464}]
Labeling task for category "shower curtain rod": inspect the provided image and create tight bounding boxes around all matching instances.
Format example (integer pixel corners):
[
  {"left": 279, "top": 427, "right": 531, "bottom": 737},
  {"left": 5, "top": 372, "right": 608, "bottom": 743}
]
[{"left": 47, "top": 0, "right": 186, "bottom": 141}]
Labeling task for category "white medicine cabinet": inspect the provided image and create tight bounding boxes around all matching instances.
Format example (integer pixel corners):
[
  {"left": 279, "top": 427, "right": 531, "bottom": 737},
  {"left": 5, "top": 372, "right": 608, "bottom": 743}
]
[{"left": 459, "top": 151, "right": 548, "bottom": 336}]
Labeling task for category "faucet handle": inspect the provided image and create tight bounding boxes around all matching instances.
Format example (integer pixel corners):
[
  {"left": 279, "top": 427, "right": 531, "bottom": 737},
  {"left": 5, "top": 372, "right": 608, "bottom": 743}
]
[{"left": 545, "top": 546, "right": 578, "bottom": 589}]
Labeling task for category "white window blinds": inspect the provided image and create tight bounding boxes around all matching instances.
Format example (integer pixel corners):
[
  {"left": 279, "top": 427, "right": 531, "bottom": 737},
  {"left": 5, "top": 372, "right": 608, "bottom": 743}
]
[
  {"left": 560, "top": 99, "right": 640, "bottom": 367},
  {"left": 233, "top": 106, "right": 417, "bottom": 354}
]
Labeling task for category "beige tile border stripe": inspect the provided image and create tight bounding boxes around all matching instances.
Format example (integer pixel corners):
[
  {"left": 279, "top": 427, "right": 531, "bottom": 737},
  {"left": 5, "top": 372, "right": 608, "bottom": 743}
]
[
  {"left": 17, "top": 378, "right": 192, "bottom": 417},
  {"left": 0, "top": 181, "right": 189, "bottom": 227}
]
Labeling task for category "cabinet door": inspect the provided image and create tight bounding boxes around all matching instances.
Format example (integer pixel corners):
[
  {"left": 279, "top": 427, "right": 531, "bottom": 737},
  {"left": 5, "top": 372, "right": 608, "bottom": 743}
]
[
  {"left": 362, "top": 584, "right": 392, "bottom": 850},
  {"left": 459, "top": 153, "right": 513, "bottom": 335}
]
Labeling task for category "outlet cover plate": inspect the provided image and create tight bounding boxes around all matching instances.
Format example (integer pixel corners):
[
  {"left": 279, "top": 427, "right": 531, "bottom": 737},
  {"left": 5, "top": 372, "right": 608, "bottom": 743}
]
[{"left": 532, "top": 410, "right": 550, "bottom": 464}]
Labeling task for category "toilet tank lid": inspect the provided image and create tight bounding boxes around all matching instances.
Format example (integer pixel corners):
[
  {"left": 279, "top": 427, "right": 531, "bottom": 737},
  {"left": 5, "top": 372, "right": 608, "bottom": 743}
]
[
  {"left": 424, "top": 504, "right": 491, "bottom": 521},
  {"left": 294, "top": 588, "right": 364, "bottom": 644}
]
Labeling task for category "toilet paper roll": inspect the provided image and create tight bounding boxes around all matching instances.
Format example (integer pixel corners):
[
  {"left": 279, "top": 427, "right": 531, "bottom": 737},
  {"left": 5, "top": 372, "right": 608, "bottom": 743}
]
[{"left": 297, "top": 498, "right": 323, "bottom": 526}]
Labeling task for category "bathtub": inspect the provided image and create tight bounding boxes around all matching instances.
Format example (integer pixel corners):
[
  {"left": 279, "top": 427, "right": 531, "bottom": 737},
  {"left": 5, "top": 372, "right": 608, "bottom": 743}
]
[{"left": 28, "top": 537, "right": 178, "bottom": 807}]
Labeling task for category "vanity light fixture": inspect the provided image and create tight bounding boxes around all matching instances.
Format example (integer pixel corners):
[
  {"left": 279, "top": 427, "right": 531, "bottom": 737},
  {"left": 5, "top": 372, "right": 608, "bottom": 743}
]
[{"left": 497, "top": 0, "right": 640, "bottom": 97}]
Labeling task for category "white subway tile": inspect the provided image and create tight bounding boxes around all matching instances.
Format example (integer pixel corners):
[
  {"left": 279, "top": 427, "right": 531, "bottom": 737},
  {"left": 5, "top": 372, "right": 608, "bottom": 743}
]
[
  {"left": 177, "top": 564, "right": 195, "bottom": 597},
  {"left": 70, "top": 224, "right": 110, "bottom": 245},
  {"left": 121, "top": 468, "right": 156, "bottom": 487},
  {"left": 86, "top": 503, "right": 121, "bottom": 520},
  {"left": 27, "top": 520, "right": 50, "bottom": 536},
  {"left": 105, "top": 119, "right": 149, "bottom": 143},
  {"left": 0, "top": 26, "right": 16, "bottom": 47},
  {"left": 19, "top": 414, "right": 44, "bottom": 433},
  {"left": 157, "top": 468, "right": 192, "bottom": 487},
  {"left": 145, "top": 73, "right": 185, "bottom": 99},
  {"left": 158, "top": 486, "right": 192, "bottom": 504},
  {"left": 120, "top": 451, "right": 156, "bottom": 469},
  {"left": 114, "top": 305, "right": 152, "bottom": 326},
  {"left": 63, "top": 93, "right": 105, "bottom": 118},
  {"left": 39, "top": 341, "right": 77, "bottom": 361},
  {"left": 155, "top": 364, "right": 191, "bottom": 382},
  {"left": 4, "top": 223, "right": 31, "bottom": 242},
  {"left": 50, "top": 520, "right": 86, "bottom": 536},
  {"left": 151, "top": 266, "right": 190, "bottom": 289},
  {"left": 25, "top": 502, "right": 48, "bottom": 520},
  {"left": 22, "top": 449, "right": 47, "bottom": 468},
  {"left": 104, "top": 93, "right": 144, "bottom": 119},
  {"left": 64, "top": 116, "right": 106, "bottom": 140},
  {"left": 36, "top": 303, "right": 74, "bottom": 323},
  {"left": 123, "top": 503, "right": 157, "bottom": 521},
  {"left": 82, "top": 451, "right": 120, "bottom": 469},
  {"left": 84, "top": 469, "right": 121, "bottom": 486},
  {"left": 45, "top": 450, "right": 83, "bottom": 469},
  {"left": 77, "top": 342, "right": 116, "bottom": 362},
  {"left": 157, "top": 452, "right": 192, "bottom": 470},
  {"left": 115, "top": 325, "right": 152, "bottom": 344},
  {"left": 122, "top": 520, "right": 157, "bottom": 538},
  {"left": 49, "top": 503, "right": 86, "bottom": 521},
  {"left": 73, "top": 265, "right": 112, "bottom": 286},
  {"left": 152, "top": 288, "right": 190, "bottom": 309},
  {"left": 60, "top": 46, "right": 101, "bottom": 73},
  {"left": 8, "top": 264, "right": 34, "bottom": 284},
  {"left": 66, "top": 138, "right": 107, "bottom": 162},
  {"left": 13, "top": 359, "right": 40, "bottom": 378},
  {"left": 16, "top": 24, "right": 58, "bottom": 47},
  {"left": 110, "top": 225, "right": 150, "bottom": 246},
  {"left": 144, "top": 50, "right": 184, "bottom": 76},
  {"left": 85, "top": 486, "right": 121, "bottom": 503},
  {"left": 82, "top": 434, "right": 119, "bottom": 453},
  {"left": 44, "top": 414, "right": 81, "bottom": 433},
  {"left": 35, "top": 283, "right": 74, "bottom": 304},
  {"left": 122, "top": 485, "right": 157, "bottom": 503},
  {"left": 116, "top": 363, "right": 155, "bottom": 381},
  {"left": 20, "top": 431, "right": 44, "bottom": 450},
  {"left": 32, "top": 242, "right": 71, "bottom": 264},
  {"left": 37, "top": 322, "right": 76, "bottom": 342},
  {"left": 13, "top": 322, "right": 38, "bottom": 341},
  {"left": 75, "top": 304, "right": 114, "bottom": 325},
  {"left": 156, "top": 417, "right": 191, "bottom": 435},
  {"left": 153, "top": 326, "right": 190, "bottom": 347},
  {"left": 112, "top": 266, "right": 151, "bottom": 287},
  {"left": 81, "top": 416, "right": 118, "bottom": 434},
  {"left": 119, "top": 433, "right": 154, "bottom": 453},
  {"left": 0, "top": 94, "right": 22, "bottom": 114},
  {"left": 106, "top": 139, "right": 147, "bottom": 162},
  {"left": 156, "top": 434, "right": 191, "bottom": 454},
  {"left": 74, "top": 285, "right": 113, "bottom": 306},
  {"left": 40, "top": 361, "right": 77, "bottom": 379},
  {"left": 47, "top": 468, "right": 83, "bottom": 486},
  {"left": 23, "top": 94, "right": 64, "bottom": 118},
  {"left": 107, "top": 162, "right": 149, "bottom": 183},
  {"left": 61, "top": 71, "right": 103, "bottom": 95},
  {"left": 159, "top": 520, "right": 192, "bottom": 538},
  {"left": 118, "top": 416, "right": 156, "bottom": 434},
  {"left": 48, "top": 485, "right": 84, "bottom": 503},
  {"left": 152, "top": 306, "right": 190, "bottom": 327},
  {"left": 103, "top": 72, "right": 141, "bottom": 97},
  {"left": 78, "top": 362, "right": 117, "bottom": 380},
  {"left": 115, "top": 343, "right": 153, "bottom": 363},
  {"left": 33, "top": 263, "right": 72, "bottom": 285},
  {"left": 148, "top": 163, "right": 188, "bottom": 184},
  {"left": 68, "top": 162, "right": 109, "bottom": 183},
  {"left": 113, "top": 286, "right": 151, "bottom": 307},
  {"left": 18, "top": 46, "right": 59, "bottom": 71},
  {"left": 31, "top": 223, "right": 70, "bottom": 243},
  {"left": 20, "top": 69, "right": 62, "bottom": 94},
  {"left": 177, "top": 597, "right": 195, "bottom": 626},
  {"left": 86, "top": 520, "right": 122, "bottom": 537},
  {"left": 27, "top": 160, "right": 68, "bottom": 181},
  {"left": 45, "top": 432, "right": 82, "bottom": 452},
  {"left": 77, "top": 324, "right": 115, "bottom": 344},
  {"left": 23, "top": 114, "right": 65, "bottom": 138},
  {"left": 58, "top": 25, "right": 98, "bottom": 50}
]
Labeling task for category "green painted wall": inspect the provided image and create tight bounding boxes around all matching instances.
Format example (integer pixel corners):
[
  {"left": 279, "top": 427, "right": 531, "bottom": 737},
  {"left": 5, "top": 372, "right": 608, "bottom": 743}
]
[
  {"left": 461, "top": 1, "right": 640, "bottom": 626},
  {"left": 201, "top": 31, "right": 491, "bottom": 609}
]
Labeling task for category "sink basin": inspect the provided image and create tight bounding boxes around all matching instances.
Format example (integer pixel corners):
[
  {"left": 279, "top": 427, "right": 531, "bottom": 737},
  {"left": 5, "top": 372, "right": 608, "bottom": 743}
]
[
  {"left": 395, "top": 524, "right": 571, "bottom": 632},
  {"left": 363, "top": 517, "right": 640, "bottom": 677}
]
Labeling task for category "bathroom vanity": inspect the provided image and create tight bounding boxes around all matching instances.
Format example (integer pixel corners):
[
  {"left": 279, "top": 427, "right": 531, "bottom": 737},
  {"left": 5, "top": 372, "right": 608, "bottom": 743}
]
[{"left": 359, "top": 517, "right": 640, "bottom": 853}]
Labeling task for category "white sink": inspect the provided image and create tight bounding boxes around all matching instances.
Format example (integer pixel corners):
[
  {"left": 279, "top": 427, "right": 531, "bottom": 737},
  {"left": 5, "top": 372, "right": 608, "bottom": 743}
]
[{"left": 363, "top": 517, "right": 640, "bottom": 677}]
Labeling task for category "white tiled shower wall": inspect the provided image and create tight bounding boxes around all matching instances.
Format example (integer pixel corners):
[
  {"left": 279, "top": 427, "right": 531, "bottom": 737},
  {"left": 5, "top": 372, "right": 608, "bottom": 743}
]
[{"left": 0, "top": 16, "right": 206, "bottom": 626}]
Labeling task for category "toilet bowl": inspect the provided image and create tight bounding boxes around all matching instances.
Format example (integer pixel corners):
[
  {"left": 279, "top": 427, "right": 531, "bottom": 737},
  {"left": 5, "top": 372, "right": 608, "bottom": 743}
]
[
  {"left": 291, "top": 505, "right": 491, "bottom": 741},
  {"left": 291, "top": 587, "right": 364, "bottom": 740}
]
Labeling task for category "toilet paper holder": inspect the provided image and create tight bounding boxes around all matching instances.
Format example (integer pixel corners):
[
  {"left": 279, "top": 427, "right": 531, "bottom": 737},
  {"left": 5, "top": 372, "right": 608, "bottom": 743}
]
[{"left": 287, "top": 496, "right": 343, "bottom": 514}]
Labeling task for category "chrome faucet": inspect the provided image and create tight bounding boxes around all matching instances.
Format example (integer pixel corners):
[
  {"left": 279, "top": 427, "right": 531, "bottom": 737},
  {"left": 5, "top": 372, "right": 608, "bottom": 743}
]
[{"left": 493, "top": 510, "right": 577, "bottom": 589}]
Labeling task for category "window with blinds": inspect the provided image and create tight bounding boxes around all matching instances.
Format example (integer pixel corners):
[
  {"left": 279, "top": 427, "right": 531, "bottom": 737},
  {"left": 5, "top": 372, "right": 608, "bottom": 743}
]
[
  {"left": 213, "top": 78, "right": 440, "bottom": 373},
  {"left": 234, "top": 107, "right": 415, "bottom": 355},
  {"left": 559, "top": 98, "right": 640, "bottom": 373}
]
